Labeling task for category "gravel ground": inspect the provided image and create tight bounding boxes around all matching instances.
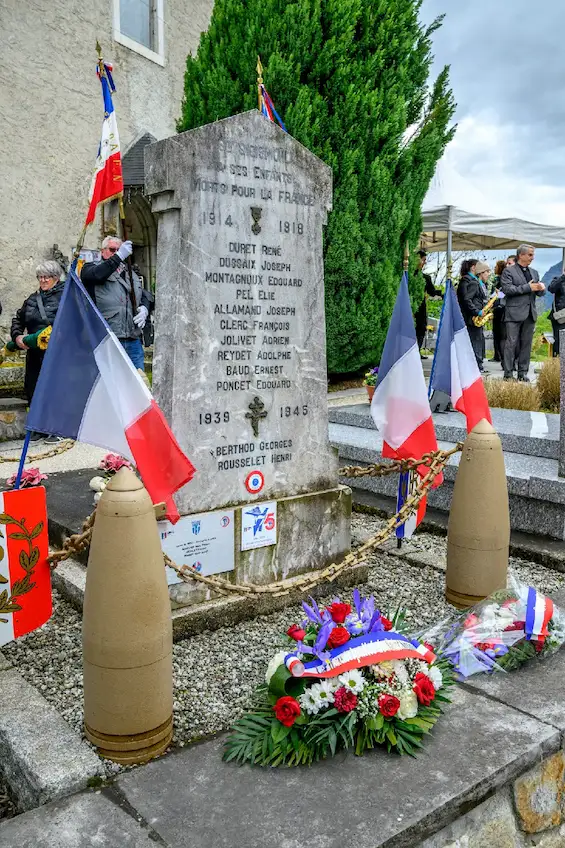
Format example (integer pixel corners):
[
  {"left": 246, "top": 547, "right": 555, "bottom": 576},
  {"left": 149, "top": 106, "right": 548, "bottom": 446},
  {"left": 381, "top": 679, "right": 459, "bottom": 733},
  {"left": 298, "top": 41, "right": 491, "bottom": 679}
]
[
  {"left": 0, "top": 776, "right": 18, "bottom": 821},
  {"left": 2, "top": 511, "right": 564, "bottom": 778}
]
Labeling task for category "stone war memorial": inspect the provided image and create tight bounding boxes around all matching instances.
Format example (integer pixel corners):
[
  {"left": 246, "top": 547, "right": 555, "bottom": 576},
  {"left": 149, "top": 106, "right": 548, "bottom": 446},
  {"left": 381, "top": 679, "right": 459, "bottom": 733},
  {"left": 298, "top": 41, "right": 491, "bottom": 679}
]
[{"left": 145, "top": 111, "right": 351, "bottom": 603}]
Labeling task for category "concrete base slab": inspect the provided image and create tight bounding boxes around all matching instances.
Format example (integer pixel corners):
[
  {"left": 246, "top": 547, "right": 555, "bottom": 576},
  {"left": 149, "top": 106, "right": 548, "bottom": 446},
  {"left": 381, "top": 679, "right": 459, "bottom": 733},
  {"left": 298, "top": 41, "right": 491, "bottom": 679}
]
[
  {"left": 116, "top": 686, "right": 559, "bottom": 848},
  {"left": 52, "top": 556, "right": 369, "bottom": 639},
  {"left": 0, "top": 667, "right": 104, "bottom": 810},
  {"left": 0, "top": 789, "right": 158, "bottom": 846}
]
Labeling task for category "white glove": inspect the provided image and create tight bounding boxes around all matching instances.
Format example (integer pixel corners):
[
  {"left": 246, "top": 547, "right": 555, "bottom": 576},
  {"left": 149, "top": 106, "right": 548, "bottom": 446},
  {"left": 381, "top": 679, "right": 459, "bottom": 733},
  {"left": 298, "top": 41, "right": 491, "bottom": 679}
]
[
  {"left": 117, "top": 240, "right": 133, "bottom": 260},
  {"left": 133, "top": 305, "right": 148, "bottom": 328}
]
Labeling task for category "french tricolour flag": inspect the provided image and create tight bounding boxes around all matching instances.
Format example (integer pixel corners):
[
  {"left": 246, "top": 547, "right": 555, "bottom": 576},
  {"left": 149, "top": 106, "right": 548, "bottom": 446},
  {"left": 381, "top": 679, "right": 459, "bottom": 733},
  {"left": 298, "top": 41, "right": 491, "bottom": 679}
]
[
  {"left": 84, "top": 61, "right": 123, "bottom": 227},
  {"left": 26, "top": 271, "right": 195, "bottom": 523},
  {"left": 395, "top": 470, "right": 426, "bottom": 539},
  {"left": 430, "top": 283, "right": 491, "bottom": 433},
  {"left": 371, "top": 271, "right": 442, "bottom": 483}
]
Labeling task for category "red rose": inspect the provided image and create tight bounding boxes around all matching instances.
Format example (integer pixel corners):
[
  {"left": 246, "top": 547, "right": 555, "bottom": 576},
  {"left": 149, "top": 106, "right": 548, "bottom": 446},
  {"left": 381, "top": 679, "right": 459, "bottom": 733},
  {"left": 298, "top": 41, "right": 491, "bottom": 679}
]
[
  {"left": 273, "top": 696, "right": 301, "bottom": 727},
  {"left": 380, "top": 616, "right": 393, "bottom": 631},
  {"left": 327, "top": 627, "right": 350, "bottom": 648},
  {"left": 327, "top": 602, "right": 351, "bottom": 624},
  {"left": 378, "top": 694, "right": 400, "bottom": 718},
  {"left": 334, "top": 686, "right": 357, "bottom": 713},
  {"left": 413, "top": 672, "right": 436, "bottom": 706},
  {"left": 287, "top": 624, "right": 306, "bottom": 641},
  {"left": 424, "top": 642, "right": 435, "bottom": 653}
]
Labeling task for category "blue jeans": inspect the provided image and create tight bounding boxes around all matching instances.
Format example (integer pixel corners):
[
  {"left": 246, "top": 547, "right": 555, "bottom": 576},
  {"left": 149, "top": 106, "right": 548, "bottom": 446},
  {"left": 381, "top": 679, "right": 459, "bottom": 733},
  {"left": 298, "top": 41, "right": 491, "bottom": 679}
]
[{"left": 121, "top": 338, "right": 145, "bottom": 371}]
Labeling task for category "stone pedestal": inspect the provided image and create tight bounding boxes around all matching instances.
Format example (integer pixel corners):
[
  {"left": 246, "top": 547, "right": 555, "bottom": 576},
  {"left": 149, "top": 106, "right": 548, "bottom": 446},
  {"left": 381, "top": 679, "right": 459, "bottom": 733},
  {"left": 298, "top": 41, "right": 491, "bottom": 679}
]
[{"left": 145, "top": 112, "right": 350, "bottom": 602}]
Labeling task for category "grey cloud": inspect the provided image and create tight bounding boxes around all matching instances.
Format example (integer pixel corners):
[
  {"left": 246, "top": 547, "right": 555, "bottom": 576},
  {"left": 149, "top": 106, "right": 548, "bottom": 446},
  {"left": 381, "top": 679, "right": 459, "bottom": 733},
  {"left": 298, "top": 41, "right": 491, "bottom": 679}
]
[{"left": 422, "top": 0, "right": 565, "bottom": 186}]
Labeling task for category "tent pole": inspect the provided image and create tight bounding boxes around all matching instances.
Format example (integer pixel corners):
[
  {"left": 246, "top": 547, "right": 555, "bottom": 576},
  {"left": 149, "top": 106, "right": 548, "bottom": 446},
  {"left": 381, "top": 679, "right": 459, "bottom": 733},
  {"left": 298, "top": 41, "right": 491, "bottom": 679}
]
[
  {"left": 562, "top": 247, "right": 565, "bottom": 273},
  {"left": 446, "top": 205, "right": 453, "bottom": 282}
]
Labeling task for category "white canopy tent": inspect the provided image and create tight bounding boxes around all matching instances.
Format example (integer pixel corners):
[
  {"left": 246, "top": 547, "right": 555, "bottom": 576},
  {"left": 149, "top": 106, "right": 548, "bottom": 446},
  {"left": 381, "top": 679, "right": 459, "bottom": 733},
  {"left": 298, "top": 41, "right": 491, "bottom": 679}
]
[
  {"left": 421, "top": 204, "right": 565, "bottom": 255},
  {"left": 420, "top": 162, "right": 565, "bottom": 269}
]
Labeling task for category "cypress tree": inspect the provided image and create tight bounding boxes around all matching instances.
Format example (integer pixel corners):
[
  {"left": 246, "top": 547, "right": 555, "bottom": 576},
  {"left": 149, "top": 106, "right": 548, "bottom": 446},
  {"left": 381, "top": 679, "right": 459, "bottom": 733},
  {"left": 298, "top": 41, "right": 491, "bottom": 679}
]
[{"left": 178, "top": 0, "right": 455, "bottom": 374}]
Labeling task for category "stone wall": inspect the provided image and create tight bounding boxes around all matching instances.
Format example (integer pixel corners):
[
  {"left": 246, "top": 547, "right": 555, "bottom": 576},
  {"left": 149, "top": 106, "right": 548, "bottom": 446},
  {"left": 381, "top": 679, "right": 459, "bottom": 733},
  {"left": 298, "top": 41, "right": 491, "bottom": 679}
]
[
  {"left": 0, "top": 0, "right": 213, "bottom": 325},
  {"left": 420, "top": 750, "right": 565, "bottom": 847}
]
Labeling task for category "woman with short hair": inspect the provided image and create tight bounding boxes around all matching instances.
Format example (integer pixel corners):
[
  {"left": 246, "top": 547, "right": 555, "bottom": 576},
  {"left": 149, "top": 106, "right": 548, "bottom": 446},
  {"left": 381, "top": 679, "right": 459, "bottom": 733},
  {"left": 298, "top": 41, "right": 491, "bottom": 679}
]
[{"left": 11, "top": 260, "right": 65, "bottom": 441}]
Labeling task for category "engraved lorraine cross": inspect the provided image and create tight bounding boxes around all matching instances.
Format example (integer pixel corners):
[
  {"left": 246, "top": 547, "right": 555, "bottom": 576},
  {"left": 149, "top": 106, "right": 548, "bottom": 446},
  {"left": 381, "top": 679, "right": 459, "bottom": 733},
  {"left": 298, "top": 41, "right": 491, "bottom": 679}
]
[{"left": 246, "top": 396, "right": 268, "bottom": 438}]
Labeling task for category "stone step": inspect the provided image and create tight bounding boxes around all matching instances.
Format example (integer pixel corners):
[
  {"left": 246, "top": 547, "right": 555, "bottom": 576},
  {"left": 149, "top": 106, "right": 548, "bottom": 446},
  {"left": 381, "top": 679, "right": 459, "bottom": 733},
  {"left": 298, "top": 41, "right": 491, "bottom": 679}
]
[
  {"left": 330, "top": 421, "right": 565, "bottom": 540},
  {"left": 329, "top": 403, "right": 560, "bottom": 460}
]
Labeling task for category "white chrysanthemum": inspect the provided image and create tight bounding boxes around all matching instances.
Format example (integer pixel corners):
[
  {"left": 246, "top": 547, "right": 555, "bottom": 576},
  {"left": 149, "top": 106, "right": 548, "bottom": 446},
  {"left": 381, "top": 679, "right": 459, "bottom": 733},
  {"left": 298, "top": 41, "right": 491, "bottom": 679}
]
[
  {"left": 397, "top": 689, "right": 418, "bottom": 720},
  {"left": 265, "top": 651, "right": 288, "bottom": 685},
  {"left": 338, "top": 669, "right": 365, "bottom": 694},
  {"left": 310, "top": 679, "right": 337, "bottom": 709},
  {"left": 299, "top": 688, "right": 321, "bottom": 715},
  {"left": 390, "top": 660, "right": 410, "bottom": 685},
  {"left": 427, "top": 666, "right": 443, "bottom": 691}
]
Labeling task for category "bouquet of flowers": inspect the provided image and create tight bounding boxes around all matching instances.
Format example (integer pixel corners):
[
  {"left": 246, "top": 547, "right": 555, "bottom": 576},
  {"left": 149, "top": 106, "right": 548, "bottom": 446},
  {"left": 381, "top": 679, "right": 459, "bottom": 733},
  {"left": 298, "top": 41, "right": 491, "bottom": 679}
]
[
  {"left": 7, "top": 467, "right": 47, "bottom": 489},
  {"left": 363, "top": 366, "right": 379, "bottom": 387},
  {"left": 418, "top": 577, "right": 565, "bottom": 680},
  {"left": 89, "top": 454, "right": 134, "bottom": 503},
  {"left": 224, "top": 590, "right": 453, "bottom": 766}
]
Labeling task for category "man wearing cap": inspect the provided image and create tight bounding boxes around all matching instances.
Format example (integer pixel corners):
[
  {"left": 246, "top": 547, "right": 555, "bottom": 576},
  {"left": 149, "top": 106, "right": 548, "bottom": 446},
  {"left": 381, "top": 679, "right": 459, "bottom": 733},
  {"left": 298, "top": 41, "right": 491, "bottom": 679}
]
[
  {"left": 80, "top": 237, "right": 150, "bottom": 371},
  {"left": 414, "top": 250, "right": 442, "bottom": 359},
  {"left": 500, "top": 244, "right": 545, "bottom": 381}
]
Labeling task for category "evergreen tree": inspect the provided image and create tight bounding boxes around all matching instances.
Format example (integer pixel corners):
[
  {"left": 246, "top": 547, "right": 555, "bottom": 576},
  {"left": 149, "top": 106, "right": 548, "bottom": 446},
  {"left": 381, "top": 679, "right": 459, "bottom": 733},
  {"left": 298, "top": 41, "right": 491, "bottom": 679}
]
[{"left": 178, "top": 0, "right": 455, "bottom": 374}]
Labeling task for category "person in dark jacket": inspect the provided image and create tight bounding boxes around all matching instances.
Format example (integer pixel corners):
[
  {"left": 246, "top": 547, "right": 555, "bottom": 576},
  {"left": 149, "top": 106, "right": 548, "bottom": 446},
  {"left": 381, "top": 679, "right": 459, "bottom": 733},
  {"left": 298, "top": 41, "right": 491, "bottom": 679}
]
[
  {"left": 11, "top": 261, "right": 65, "bottom": 441},
  {"left": 457, "top": 258, "right": 489, "bottom": 371},
  {"left": 549, "top": 273, "right": 565, "bottom": 357},
  {"left": 490, "top": 259, "right": 507, "bottom": 363},
  {"left": 414, "top": 250, "right": 442, "bottom": 359},
  {"left": 80, "top": 237, "right": 150, "bottom": 371},
  {"left": 500, "top": 244, "right": 545, "bottom": 381}
]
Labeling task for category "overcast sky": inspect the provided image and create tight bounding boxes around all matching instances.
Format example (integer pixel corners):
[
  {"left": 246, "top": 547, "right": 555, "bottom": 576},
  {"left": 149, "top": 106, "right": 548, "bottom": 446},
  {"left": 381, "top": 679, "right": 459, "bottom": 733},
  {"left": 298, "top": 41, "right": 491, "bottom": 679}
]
[{"left": 420, "top": 0, "right": 565, "bottom": 273}]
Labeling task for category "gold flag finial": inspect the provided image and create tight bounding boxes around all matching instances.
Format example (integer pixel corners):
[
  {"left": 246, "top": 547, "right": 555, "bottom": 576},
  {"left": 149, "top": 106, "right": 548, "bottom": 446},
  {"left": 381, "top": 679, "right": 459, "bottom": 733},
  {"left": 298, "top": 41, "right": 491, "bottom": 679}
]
[
  {"left": 257, "top": 56, "right": 263, "bottom": 112},
  {"left": 403, "top": 242, "right": 410, "bottom": 272}
]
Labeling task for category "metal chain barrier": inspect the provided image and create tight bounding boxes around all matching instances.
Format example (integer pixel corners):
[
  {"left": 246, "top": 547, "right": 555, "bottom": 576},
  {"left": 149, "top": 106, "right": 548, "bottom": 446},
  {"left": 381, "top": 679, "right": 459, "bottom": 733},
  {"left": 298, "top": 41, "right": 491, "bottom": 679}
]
[
  {"left": 47, "top": 445, "right": 462, "bottom": 596},
  {"left": 0, "top": 439, "right": 74, "bottom": 464}
]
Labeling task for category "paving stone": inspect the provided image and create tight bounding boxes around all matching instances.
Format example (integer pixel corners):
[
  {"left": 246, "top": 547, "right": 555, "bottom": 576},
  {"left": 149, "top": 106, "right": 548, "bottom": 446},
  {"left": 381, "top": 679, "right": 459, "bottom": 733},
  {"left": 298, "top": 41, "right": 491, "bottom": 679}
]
[
  {"left": 419, "top": 788, "right": 521, "bottom": 847},
  {"left": 118, "top": 687, "right": 559, "bottom": 848},
  {"left": 0, "top": 668, "right": 103, "bottom": 810},
  {"left": 463, "top": 641, "right": 565, "bottom": 733},
  {"left": 514, "top": 751, "right": 565, "bottom": 834},
  {"left": 0, "top": 789, "right": 157, "bottom": 847}
]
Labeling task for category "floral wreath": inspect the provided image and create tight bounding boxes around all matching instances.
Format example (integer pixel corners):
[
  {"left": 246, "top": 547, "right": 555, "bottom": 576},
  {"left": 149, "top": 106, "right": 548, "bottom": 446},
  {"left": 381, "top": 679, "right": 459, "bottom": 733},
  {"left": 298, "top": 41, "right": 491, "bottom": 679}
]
[{"left": 225, "top": 590, "right": 453, "bottom": 766}]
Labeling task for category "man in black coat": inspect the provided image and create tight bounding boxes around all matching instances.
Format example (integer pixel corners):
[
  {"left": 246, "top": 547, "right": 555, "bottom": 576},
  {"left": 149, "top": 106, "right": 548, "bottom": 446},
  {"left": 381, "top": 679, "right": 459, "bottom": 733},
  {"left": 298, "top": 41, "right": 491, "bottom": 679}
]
[
  {"left": 414, "top": 250, "right": 442, "bottom": 359},
  {"left": 500, "top": 244, "right": 545, "bottom": 381}
]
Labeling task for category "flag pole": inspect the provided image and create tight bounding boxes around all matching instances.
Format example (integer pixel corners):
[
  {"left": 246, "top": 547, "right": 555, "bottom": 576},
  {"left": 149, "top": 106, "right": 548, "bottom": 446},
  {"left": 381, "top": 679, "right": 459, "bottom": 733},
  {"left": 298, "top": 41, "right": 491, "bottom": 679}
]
[
  {"left": 396, "top": 243, "right": 411, "bottom": 549},
  {"left": 428, "top": 278, "right": 450, "bottom": 401},
  {"left": 95, "top": 42, "right": 137, "bottom": 314},
  {"left": 257, "top": 56, "right": 263, "bottom": 113}
]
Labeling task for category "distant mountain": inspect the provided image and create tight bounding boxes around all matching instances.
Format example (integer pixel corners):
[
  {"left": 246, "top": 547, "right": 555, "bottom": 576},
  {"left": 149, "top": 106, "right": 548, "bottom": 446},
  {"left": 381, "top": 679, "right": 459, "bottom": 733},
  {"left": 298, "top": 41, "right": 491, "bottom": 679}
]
[
  {"left": 540, "top": 262, "right": 563, "bottom": 315},
  {"left": 542, "top": 261, "right": 562, "bottom": 285}
]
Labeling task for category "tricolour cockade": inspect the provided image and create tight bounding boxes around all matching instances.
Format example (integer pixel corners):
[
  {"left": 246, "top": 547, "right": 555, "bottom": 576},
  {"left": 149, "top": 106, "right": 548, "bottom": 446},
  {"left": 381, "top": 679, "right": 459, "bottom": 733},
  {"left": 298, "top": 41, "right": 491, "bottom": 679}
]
[{"left": 224, "top": 590, "right": 453, "bottom": 766}]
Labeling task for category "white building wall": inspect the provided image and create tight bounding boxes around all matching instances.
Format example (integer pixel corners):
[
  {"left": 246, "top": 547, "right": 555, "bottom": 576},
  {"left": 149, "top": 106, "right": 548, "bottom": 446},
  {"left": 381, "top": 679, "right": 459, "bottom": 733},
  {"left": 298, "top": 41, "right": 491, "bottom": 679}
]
[{"left": 0, "top": 0, "right": 212, "bottom": 326}]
